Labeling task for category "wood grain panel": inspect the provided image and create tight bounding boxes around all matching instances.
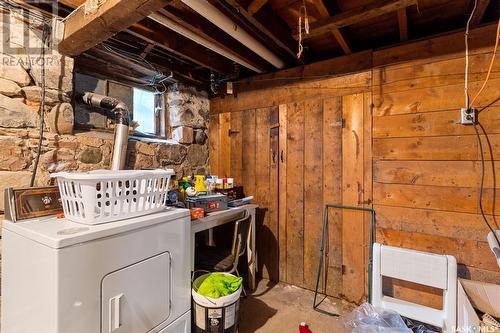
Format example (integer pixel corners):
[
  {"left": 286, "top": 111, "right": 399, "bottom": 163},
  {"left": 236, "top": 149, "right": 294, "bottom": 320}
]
[
  {"left": 372, "top": 78, "right": 500, "bottom": 117},
  {"left": 278, "top": 104, "right": 288, "bottom": 282},
  {"left": 342, "top": 93, "right": 367, "bottom": 304},
  {"left": 208, "top": 113, "right": 220, "bottom": 175},
  {"left": 218, "top": 113, "right": 231, "bottom": 178},
  {"left": 372, "top": 51, "right": 500, "bottom": 94},
  {"left": 374, "top": 160, "right": 500, "bottom": 188},
  {"left": 323, "top": 97, "right": 343, "bottom": 297},
  {"left": 303, "top": 99, "right": 324, "bottom": 290},
  {"left": 374, "top": 107, "right": 500, "bottom": 138},
  {"left": 255, "top": 107, "right": 275, "bottom": 280},
  {"left": 211, "top": 72, "right": 371, "bottom": 114},
  {"left": 374, "top": 182, "right": 500, "bottom": 215},
  {"left": 376, "top": 228, "right": 499, "bottom": 272},
  {"left": 375, "top": 134, "right": 500, "bottom": 161},
  {"left": 286, "top": 101, "right": 305, "bottom": 287},
  {"left": 230, "top": 111, "right": 243, "bottom": 184},
  {"left": 374, "top": 205, "right": 496, "bottom": 242},
  {"left": 242, "top": 110, "right": 256, "bottom": 197},
  {"left": 373, "top": 136, "right": 478, "bottom": 161}
]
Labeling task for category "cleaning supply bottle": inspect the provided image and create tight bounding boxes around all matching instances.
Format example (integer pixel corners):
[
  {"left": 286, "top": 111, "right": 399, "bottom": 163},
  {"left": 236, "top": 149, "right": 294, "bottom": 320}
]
[{"left": 194, "top": 175, "right": 208, "bottom": 195}]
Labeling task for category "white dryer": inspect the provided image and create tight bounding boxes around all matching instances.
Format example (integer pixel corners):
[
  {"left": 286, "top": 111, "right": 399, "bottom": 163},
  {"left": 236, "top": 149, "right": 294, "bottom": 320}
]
[{"left": 1, "top": 208, "right": 191, "bottom": 333}]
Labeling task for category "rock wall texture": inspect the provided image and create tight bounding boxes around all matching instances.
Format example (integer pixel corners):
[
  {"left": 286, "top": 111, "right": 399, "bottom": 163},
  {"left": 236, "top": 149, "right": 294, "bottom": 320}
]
[{"left": 0, "top": 12, "right": 210, "bottom": 214}]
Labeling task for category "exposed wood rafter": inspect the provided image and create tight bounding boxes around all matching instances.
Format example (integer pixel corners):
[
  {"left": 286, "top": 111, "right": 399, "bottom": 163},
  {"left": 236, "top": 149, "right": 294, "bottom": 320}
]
[
  {"left": 248, "top": 0, "right": 268, "bottom": 15},
  {"left": 331, "top": 27, "right": 352, "bottom": 54},
  {"left": 223, "top": 0, "right": 297, "bottom": 58},
  {"left": 127, "top": 19, "right": 234, "bottom": 74},
  {"left": 153, "top": 6, "right": 271, "bottom": 72},
  {"left": 59, "top": 0, "right": 173, "bottom": 56},
  {"left": 470, "top": 0, "right": 490, "bottom": 26},
  {"left": 397, "top": 8, "right": 408, "bottom": 41},
  {"left": 310, "top": 0, "right": 352, "bottom": 54},
  {"left": 295, "top": 0, "right": 418, "bottom": 40}
]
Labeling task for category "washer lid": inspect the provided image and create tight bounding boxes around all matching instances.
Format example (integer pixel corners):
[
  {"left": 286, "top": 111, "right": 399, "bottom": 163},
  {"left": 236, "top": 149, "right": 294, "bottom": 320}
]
[{"left": 2, "top": 208, "right": 189, "bottom": 249}]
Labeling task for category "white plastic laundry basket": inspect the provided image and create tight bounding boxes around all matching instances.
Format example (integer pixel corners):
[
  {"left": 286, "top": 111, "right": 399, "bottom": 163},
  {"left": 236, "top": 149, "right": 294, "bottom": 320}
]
[{"left": 51, "top": 169, "right": 174, "bottom": 224}]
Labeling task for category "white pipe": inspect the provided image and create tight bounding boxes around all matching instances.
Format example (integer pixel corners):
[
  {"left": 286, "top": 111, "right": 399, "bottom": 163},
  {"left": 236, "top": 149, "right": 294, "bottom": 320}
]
[
  {"left": 180, "top": 0, "right": 285, "bottom": 69},
  {"left": 149, "top": 12, "right": 262, "bottom": 73}
]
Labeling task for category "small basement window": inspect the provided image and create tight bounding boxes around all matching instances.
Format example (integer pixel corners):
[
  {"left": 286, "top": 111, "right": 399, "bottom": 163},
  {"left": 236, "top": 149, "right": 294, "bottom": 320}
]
[{"left": 133, "top": 87, "right": 158, "bottom": 135}]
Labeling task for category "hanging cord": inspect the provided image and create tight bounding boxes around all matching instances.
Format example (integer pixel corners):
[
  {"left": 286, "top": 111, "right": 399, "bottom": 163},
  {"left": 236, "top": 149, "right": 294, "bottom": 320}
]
[
  {"left": 30, "top": 21, "right": 50, "bottom": 187},
  {"left": 470, "top": 18, "right": 500, "bottom": 107},
  {"left": 464, "top": 0, "right": 478, "bottom": 109},
  {"left": 297, "top": 0, "right": 309, "bottom": 59},
  {"left": 473, "top": 125, "right": 500, "bottom": 247}
]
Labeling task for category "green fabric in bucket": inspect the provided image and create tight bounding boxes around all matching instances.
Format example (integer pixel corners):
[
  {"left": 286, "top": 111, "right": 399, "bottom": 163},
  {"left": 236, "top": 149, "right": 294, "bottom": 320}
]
[{"left": 197, "top": 273, "right": 242, "bottom": 299}]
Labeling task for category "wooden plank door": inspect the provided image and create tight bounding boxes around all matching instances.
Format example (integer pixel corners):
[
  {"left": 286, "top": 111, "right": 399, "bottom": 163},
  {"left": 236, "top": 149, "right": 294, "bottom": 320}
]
[{"left": 341, "top": 92, "right": 372, "bottom": 304}]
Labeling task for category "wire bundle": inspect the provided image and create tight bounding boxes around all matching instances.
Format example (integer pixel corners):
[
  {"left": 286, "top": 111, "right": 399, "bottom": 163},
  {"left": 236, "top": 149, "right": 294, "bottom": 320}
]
[{"left": 464, "top": 0, "right": 500, "bottom": 248}]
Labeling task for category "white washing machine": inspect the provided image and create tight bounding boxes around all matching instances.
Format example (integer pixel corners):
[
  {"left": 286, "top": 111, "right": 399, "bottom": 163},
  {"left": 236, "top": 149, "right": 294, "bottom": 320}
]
[{"left": 1, "top": 208, "right": 191, "bottom": 333}]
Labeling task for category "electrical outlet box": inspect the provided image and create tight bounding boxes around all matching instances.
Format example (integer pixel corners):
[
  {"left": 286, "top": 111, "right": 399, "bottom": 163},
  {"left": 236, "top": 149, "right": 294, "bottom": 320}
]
[{"left": 460, "top": 107, "right": 477, "bottom": 125}]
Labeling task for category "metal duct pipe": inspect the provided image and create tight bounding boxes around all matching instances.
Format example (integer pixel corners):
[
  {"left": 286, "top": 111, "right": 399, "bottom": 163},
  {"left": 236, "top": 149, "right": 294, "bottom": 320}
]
[
  {"left": 179, "top": 0, "right": 285, "bottom": 69},
  {"left": 149, "top": 12, "right": 263, "bottom": 73},
  {"left": 79, "top": 92, "right": 130, "bottom": 170}
]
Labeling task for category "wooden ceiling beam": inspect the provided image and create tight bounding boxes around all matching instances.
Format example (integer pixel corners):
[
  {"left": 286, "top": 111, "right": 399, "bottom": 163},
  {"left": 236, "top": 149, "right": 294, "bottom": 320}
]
[
  {"left": 331, "top": 27, "right": 352, "bottom": 54},
  {"left": 58, "top": 0, "right": 173, "bottom": 56},
  {"left": 222, "top": 0, "right": 297, "bottom": 58},
  {"left": 397, "top": 7, "right": 408, "bottom": 41},
  {"left": 295, "top": 0, "right": 418, "bottom": 40},
  {"left": 248, "top": 0, "right": 268, "bottom": 15},
  {"left": 126, "top": 19, "right": 235, "bottom": 74},
  {"left": 155, "top": 5, "right": 272, "bottom": 72},
  {"left": 310, "top": 0, "right": 352, "bottom": 54},
  {"left": 470, "top": 0, "right": 490, "bottom": 26}
]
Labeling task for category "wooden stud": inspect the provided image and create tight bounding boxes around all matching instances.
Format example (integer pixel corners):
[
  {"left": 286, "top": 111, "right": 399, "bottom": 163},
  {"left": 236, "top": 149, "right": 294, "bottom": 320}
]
[
  {"left": 278, "top": 104, "right": 288, "bottom": 282},
  {"left": 295, "top": 0, "right": 418, "bottom": 40},
  {"left": 323, "top": 97, "right": 343, "bottom": 297},
  {"left": 470, "top": 0, "right": 490, "bottom": 26},
  {"left": 303, "top": 99, "right": 324, "bottom": 290},
  {"left": 248, "top": 0, "right": 269, "bottom": 15},
  {"left": 331, "top": 27, "right": 352, "bottom": 54},
  {"left": 397, "top": 8, "right": 408, "bottom": 41},
  {"left": 286, "top": 101, "right": 305, "bottom": 287},
  {"left": 59, "top": 0, "right": 173, "bottom": 56},
  {"left": 342, "top": 93, "right": 368, "bottom": 304},
  {"left": 224, "top": 0, "right": 297, "bottom": 58},
  {"left": 126, "top": 19, "right": 234, "bottom": 74}
]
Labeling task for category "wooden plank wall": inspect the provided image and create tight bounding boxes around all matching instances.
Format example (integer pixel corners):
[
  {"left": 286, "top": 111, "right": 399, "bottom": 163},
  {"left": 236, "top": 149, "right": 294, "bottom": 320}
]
[
  {"left": 371, "top": 27, "right": 500, "bottom": 285},
  {"left": 209, "top": 24, "right": 500, "bottom": 303},
  {"left": 209, "top": 107, "right": 281, "bottom": 281}
]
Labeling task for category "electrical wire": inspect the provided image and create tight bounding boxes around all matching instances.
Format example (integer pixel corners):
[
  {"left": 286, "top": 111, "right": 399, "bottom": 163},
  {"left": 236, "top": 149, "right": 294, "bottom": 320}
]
[
  {"left": 464, "top": 0, "right": 478, "bottom": 109},
  {"left": 473, "top": 124, "right": 500, "bottom": 247},
  {"left": 470, "top": 18, "right": 500, "bottom": 107},
  {"left": 101, "top": 42, "right": 171, "bottom": 93},
  {"left": 30, "top": 20, "right": 50, "bottom": 187}
]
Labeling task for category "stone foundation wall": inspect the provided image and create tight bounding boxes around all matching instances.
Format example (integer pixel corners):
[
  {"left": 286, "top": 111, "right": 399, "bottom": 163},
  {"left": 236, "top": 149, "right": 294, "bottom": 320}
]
[{"left": 0, "top": 12, "right": 210, "bottom": 213}]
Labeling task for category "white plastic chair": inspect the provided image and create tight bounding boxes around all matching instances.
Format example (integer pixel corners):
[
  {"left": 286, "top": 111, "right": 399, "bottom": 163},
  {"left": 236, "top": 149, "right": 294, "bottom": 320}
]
[{"left": 372, "top": 243, "right": 457, "bottom": 332}]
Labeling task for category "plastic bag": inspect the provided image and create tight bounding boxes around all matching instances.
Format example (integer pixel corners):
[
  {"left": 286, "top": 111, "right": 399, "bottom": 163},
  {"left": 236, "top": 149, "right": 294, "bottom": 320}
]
[
  {"left": 344, "top": 303, "right": 412, "bottom": 333},
  {"left": 196, "top": 273, "right": 242, "bottom": 299},
  {"left": 403, "top": 318, "right": 439, "bottom": 333}
]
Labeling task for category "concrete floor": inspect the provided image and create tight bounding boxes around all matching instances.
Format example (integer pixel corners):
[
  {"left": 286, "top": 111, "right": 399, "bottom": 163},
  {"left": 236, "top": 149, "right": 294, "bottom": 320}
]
[{"left": 239, "top": 279, "right": 349, "bottom": 333}]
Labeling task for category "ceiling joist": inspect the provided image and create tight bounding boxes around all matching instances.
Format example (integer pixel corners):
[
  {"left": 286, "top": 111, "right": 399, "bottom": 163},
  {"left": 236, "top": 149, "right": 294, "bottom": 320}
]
[
  {"left": 223, "top": 0, "right": 297, "bottom": 59},
  {"left": 310, "top": 0, "right": 352, "bottom": 54},
  {"left": 59, "top": 0, "right": 173, "bottom": 56},
  {"left": 295, "top": 0, "right": 418, "bottom": 40},
  {"left": 152, "top": 6, "right": 270, "bottom": 73},
  {"left": 470, "top": 0, "right": 490, "bottom": 26},
  {"left": 248, "top": 0, "right": 268, "bottom": 15},
  {"left": 126, "top": 19, "right": 235, "bottom": 74},
  {"left": 397, "top": 7, "right": 408, "bottom": 41}
]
